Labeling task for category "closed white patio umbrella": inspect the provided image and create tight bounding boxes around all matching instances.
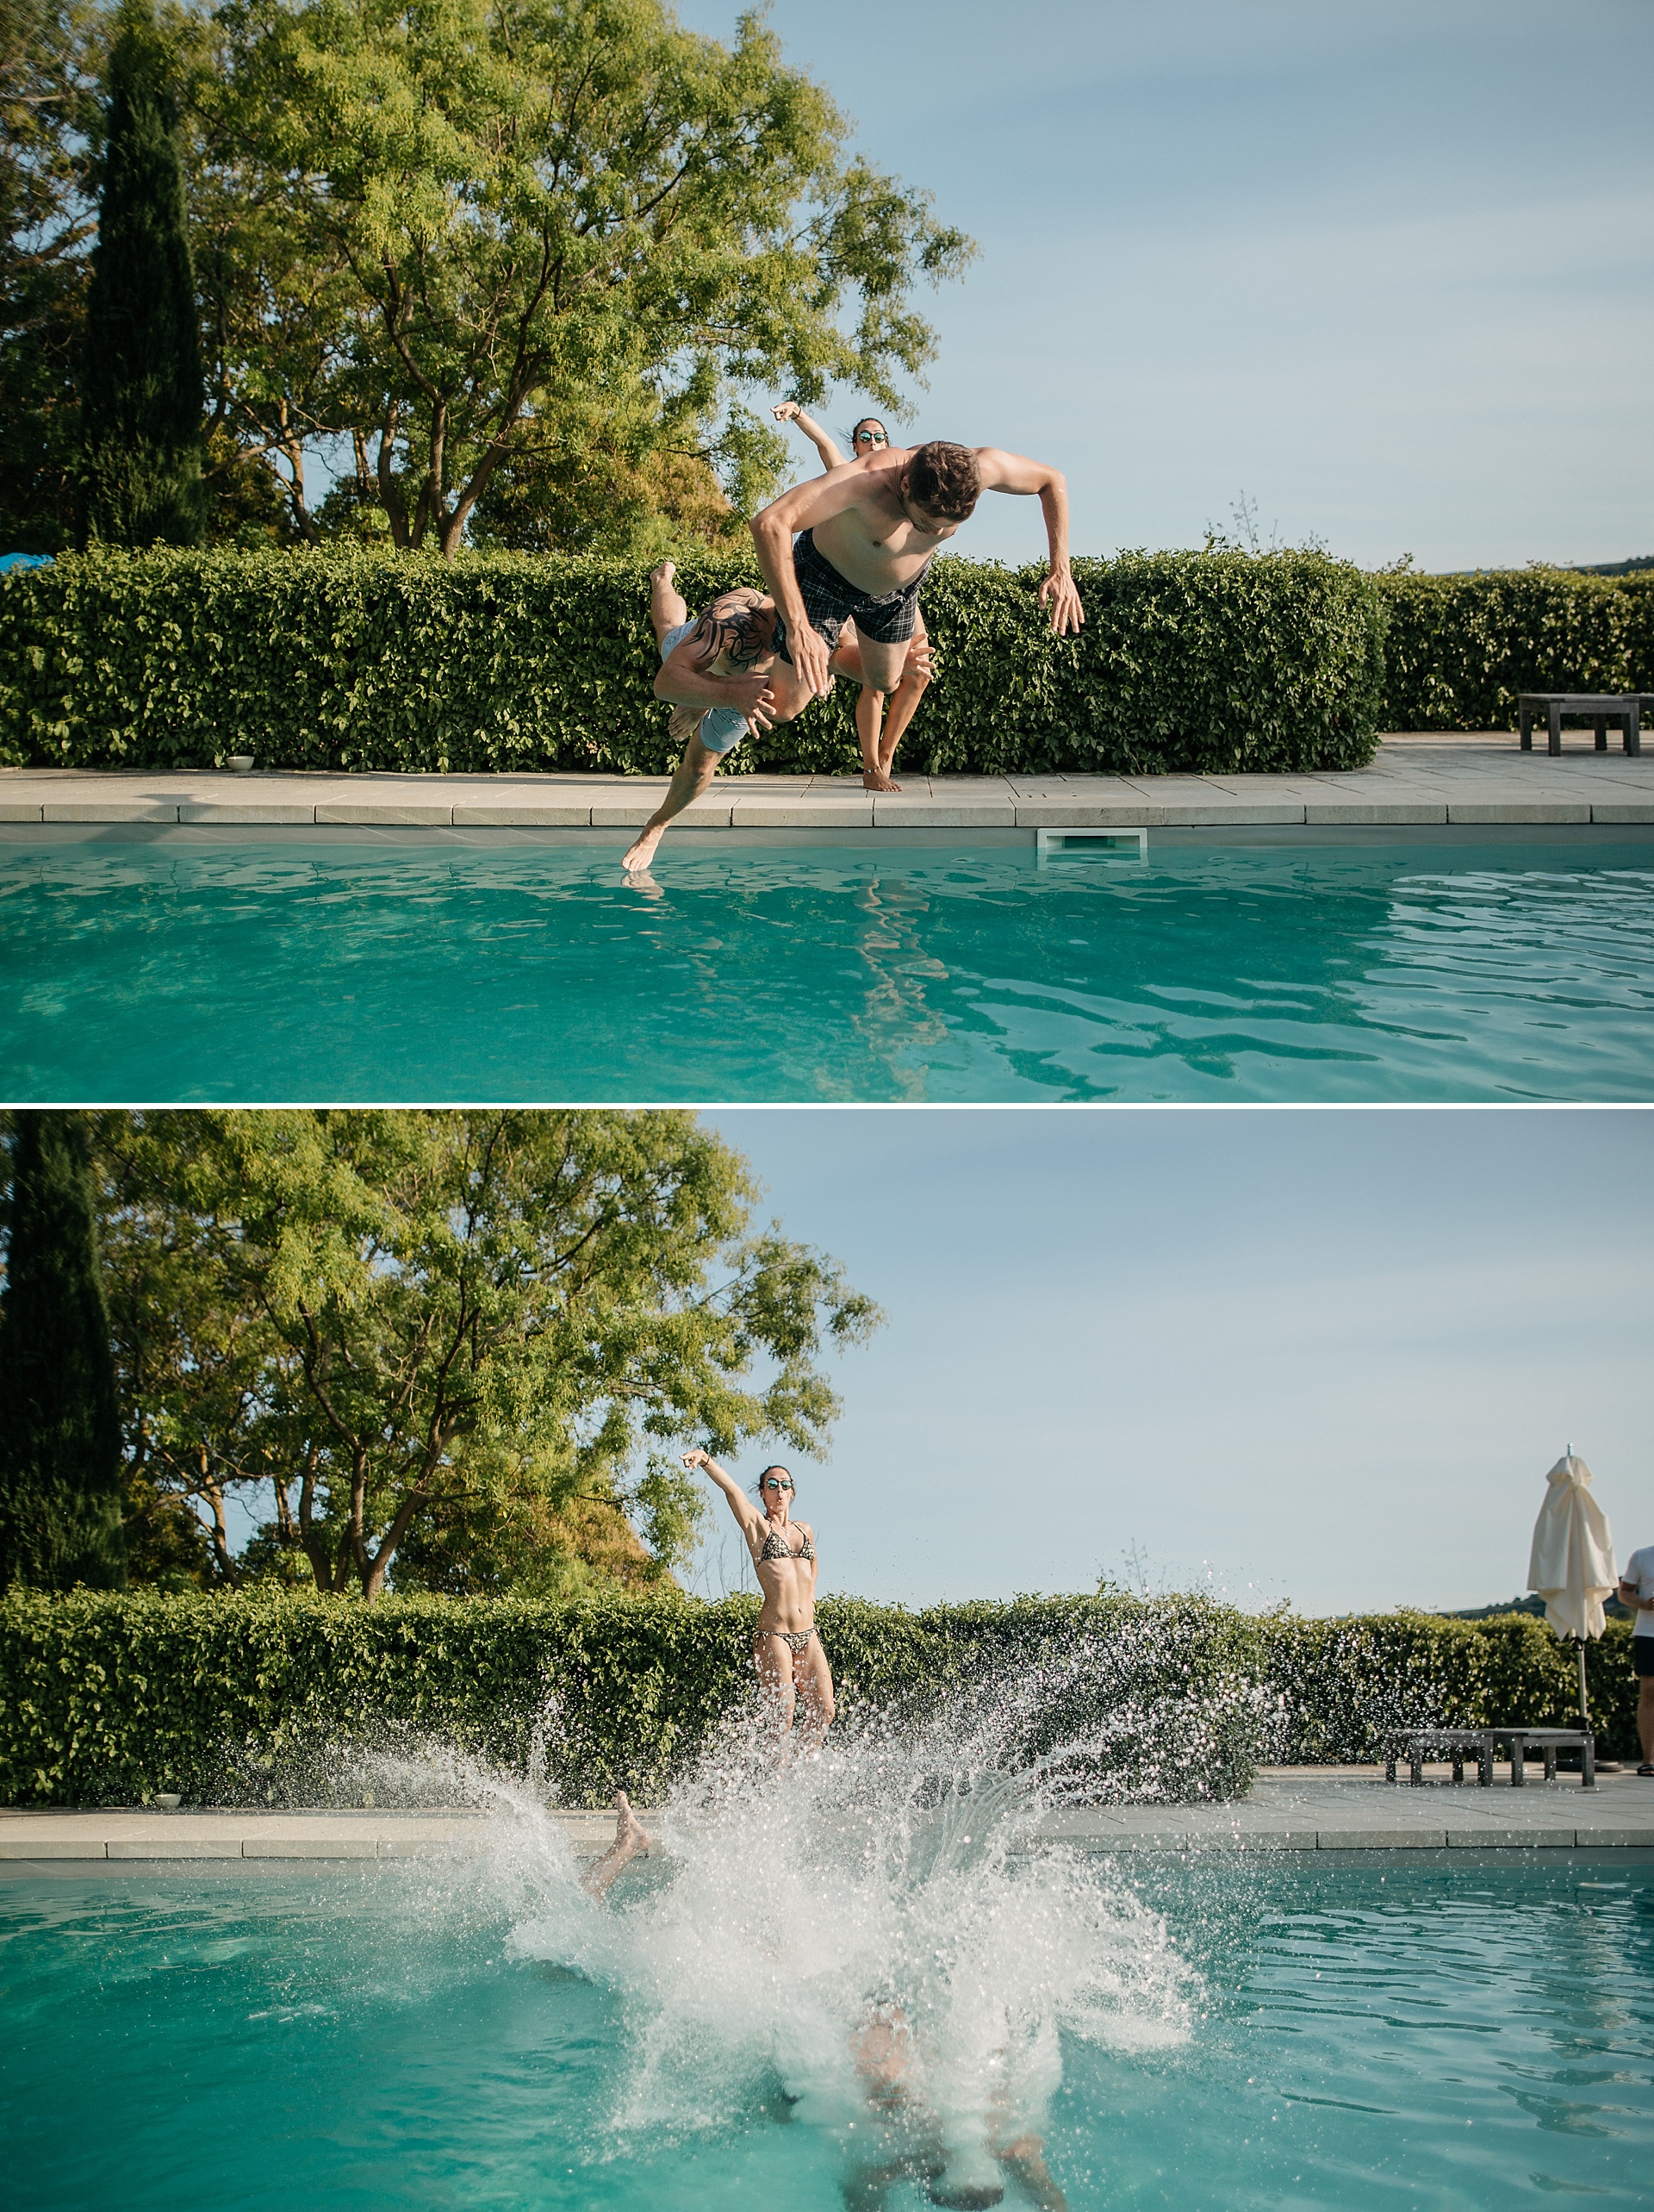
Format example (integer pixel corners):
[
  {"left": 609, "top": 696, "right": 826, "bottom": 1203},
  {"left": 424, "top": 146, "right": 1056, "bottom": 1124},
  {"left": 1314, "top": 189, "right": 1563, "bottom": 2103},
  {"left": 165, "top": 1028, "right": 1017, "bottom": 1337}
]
[{"left": 1527, "top": 1446, "right": 1617, "bottom": 1725}]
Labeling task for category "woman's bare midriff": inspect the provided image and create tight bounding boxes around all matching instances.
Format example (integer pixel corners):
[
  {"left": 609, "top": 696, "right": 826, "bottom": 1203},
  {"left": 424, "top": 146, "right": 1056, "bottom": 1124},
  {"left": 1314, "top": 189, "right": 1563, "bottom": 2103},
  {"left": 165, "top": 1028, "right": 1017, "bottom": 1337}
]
[{"left": 754, "top": 1544, "right": 817, "bottom": 1636}]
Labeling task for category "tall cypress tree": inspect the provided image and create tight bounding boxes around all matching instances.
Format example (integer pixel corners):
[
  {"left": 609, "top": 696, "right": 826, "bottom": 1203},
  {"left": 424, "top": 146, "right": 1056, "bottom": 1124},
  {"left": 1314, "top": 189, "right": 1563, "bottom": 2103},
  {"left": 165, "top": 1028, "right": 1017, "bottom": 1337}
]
[
  {"left": 77, "top": 0, "right": 204, "bottom": 548},
  {"left": 0, "top": 1113, "right": 127, "bottom": 1590}
]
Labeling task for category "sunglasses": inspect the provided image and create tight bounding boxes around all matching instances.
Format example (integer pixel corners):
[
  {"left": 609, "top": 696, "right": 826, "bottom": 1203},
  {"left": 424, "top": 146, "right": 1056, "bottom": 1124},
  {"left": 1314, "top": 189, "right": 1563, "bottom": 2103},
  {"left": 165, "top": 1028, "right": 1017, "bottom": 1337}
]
[
  {"left": 855, "top": 428, "right": 888, "bottom": 446},
  {"left": 762, "top": 1476, "right": 795, "bottom": 1492}
]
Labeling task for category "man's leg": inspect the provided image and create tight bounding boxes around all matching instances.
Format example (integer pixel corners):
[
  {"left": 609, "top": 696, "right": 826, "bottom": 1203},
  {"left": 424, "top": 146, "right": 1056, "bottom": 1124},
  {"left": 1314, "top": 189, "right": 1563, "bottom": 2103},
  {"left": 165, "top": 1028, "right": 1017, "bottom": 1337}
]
[
  {"left": 581, "top": 1790, "right": 655, "bottom": 1900},
  {"left": 1638, "top": 1674, "right": 1654, "bottom": 1768},
  {"left": 876, "top": 624, "right": 932, "bottom": 782},
  {"left": 622, "top": 728, "right": 720, "bottom": 873},
  {"left": 649, "top": 559, "right": 689, "bottom": 649}
]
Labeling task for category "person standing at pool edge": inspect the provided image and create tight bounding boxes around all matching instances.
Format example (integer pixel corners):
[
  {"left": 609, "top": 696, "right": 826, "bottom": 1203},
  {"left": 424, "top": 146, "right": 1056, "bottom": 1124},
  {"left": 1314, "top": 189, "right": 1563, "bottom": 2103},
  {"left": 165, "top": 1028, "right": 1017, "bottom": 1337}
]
[
  {"left": 684, "top": 1448, "right": 835, "bottom": 1749},
  {"left": 1616, "top": 1542, "right": 1654, "bottom": 1773},
  {"left": 749, "top": 434, "right": 1085, "bottom": 728}
]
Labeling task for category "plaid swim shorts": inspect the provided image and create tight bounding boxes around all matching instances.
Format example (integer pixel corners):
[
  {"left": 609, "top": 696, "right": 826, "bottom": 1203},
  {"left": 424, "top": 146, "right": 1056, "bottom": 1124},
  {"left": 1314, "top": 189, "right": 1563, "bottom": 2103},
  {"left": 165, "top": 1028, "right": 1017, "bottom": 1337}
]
[{"left": 772, "top": 529, "right": 930, "bottom": 664}]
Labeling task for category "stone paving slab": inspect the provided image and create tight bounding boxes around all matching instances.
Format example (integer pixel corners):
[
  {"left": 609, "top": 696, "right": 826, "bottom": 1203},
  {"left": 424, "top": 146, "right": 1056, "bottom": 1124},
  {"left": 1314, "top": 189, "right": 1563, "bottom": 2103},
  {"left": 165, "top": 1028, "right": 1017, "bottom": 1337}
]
[
  {"left": 3, "top": 738, "right": 1653, "bottom": 833},
  {"left": 7, "top": 1770, "right": 1651, "bottom": 1866}
]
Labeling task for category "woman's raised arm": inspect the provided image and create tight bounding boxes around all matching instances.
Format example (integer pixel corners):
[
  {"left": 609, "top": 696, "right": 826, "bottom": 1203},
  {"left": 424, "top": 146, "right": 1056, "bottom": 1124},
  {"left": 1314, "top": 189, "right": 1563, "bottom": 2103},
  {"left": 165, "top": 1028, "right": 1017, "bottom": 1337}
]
[
  {"left": 682, "top": 1448, "right": 760, "bottom": 1540},
  {"left": 772, "top": 400, "right": 845, "bottom": 473}
]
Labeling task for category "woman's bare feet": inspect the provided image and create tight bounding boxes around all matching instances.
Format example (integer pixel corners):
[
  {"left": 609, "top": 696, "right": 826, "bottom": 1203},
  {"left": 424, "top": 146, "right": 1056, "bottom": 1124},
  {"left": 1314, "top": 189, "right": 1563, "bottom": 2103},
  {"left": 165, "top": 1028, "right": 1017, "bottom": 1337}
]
[{"left": 861, "top": 770, "right": 902, "bottom": 793}]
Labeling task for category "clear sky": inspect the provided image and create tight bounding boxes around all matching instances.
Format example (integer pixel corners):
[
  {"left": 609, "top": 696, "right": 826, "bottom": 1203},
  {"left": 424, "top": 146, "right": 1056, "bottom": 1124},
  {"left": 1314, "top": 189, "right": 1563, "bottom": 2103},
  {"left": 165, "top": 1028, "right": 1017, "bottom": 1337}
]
[
  {"left": 675, "top": 0, "right": 1654, "bottom": 572},
  {"left": 694, "top": 1107, "right": 1652, "bottom": 1618}
]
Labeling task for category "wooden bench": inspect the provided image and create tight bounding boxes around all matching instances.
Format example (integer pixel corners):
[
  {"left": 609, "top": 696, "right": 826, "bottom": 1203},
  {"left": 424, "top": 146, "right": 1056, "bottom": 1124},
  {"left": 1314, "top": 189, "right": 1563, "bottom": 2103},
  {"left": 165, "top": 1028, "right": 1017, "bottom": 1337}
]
[
  {"left": 1383, "top": 1729, "right": 1494, "bottom": 1786},
  {"left": 1383, "top": 1725, "right": 1596, "bottom": 1786},
  {"left": 1518, "top": 693, "right": 1641, "bottom": 756},
  {"left": 1483, "top": 1725, "right": 1595, "bottom": 1788}
]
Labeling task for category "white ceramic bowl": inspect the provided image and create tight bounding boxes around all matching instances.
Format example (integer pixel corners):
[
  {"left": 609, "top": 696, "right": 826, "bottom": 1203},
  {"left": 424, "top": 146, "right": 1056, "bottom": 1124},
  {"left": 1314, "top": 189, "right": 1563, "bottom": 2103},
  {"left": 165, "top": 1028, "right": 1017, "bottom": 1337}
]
[{"left": 227, "top": 755, "right": 255, "bottom": 774}]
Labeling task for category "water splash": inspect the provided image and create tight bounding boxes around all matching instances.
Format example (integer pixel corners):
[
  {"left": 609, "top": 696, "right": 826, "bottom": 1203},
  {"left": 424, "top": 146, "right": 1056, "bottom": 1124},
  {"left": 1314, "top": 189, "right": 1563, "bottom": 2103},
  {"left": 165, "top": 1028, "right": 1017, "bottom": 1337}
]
[{"left": 445, "top": 1688, "right": 1202, "bottom": 2204}]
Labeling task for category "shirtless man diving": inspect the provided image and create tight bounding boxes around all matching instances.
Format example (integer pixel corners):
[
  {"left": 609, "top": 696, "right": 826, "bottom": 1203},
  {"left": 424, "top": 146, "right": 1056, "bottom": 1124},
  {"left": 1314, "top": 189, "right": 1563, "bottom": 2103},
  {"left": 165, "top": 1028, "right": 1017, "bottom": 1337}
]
[
  {"left": 751, "top": 437, "right": 1085, "bottom": 722},
  {"left": 621, "top": 438, "right": 1081, "bottom": 874}
]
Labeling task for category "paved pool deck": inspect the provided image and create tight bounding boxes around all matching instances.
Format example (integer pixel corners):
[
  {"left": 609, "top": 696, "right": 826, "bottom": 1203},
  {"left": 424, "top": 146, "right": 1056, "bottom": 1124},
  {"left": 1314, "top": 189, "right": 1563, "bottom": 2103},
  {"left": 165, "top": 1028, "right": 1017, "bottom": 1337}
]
[
  {"left": 3, "top": 732, "right": 1652, "bottom": 835},
  {"left": 3, "top": 1766, "right": 1650, "bottom": 1872}
]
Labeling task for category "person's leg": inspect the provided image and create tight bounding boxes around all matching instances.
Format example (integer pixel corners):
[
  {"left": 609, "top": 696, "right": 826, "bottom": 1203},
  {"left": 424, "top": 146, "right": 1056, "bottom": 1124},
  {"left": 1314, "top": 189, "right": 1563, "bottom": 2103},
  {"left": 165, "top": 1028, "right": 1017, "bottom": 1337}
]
[
  {"left": 1638, "top": 1673, "right": 1654, "bottom": 1767},
  {"left": 876, "top": 620, "right": 932, "bottom": 782},
  {"left": 581, "top": 1789, "right": 656, "bottom": 1900},
  {"left": 994, "top": 2137, "right": 1066, "bottom": 2212},
  {"left": 622, "top": 730, "right": 720, "bottom": 873},
  {"left": 649, "top": 559, "right": 689, "bottom": 649},
  {"left": 793, "top": 1634, "right": 836, "bottom": 1751},
  {"left": 754, "top": 1633, "right": 799, "bottom": 1741}
]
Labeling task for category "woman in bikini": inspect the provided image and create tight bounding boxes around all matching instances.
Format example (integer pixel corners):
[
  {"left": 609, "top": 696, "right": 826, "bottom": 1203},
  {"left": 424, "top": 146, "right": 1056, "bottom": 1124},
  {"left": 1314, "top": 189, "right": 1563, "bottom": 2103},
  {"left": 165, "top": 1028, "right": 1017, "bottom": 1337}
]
[
  {"left": 682, "top": 1447, "right": 835, "bottom": 1748},
  {"left": 771, "top": 400, "right": 934, "bottom": 794}
]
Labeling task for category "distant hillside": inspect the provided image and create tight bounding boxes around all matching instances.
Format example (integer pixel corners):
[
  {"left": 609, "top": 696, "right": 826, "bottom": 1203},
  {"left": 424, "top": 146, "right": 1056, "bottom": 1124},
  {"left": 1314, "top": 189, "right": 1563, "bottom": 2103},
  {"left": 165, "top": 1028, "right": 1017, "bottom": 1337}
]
[
  {"left": 1574, "top": 555, "right": 1654, "bottom": 576},
  {"left": 1442, "top": 1593, "right": 1630, "bottom": 1620}
]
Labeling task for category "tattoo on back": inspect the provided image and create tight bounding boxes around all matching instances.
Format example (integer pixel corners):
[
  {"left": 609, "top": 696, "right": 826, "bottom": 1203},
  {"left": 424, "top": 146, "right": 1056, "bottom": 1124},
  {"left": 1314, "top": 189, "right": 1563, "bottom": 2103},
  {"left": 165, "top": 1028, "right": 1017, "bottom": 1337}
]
[{"left": 688, "top": 591, "right": 774, "bottom": 672}]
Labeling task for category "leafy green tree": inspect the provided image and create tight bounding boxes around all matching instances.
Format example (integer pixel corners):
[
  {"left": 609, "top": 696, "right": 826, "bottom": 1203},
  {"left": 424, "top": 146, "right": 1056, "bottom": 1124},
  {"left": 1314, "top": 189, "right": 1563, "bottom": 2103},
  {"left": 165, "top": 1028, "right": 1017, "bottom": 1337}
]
[
  {"left": 0, "top": 0, "right": 103, "bottom": 550},
  {"left": 78, "top": 0, "right": 204, "bottom": 545},
  {"left": 0, "top": 1112, "right": 127, "bottom": 1588},
  {"left": 207, "top": 0, "right": 972, "bottom": 552},
  {"left": 94, "top": 1109, "right": 880, "bottom": 1598}
]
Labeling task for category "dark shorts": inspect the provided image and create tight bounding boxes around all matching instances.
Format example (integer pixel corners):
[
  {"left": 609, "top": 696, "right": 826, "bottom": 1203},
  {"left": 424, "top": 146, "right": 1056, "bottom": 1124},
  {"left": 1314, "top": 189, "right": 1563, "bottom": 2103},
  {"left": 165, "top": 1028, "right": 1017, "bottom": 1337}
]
[
  {"left": 1633, "top": 1636, "right": 1654, "bottom": 1676},
  {"left": 773, "top": 529, "right": 929, "bottom": 665}
]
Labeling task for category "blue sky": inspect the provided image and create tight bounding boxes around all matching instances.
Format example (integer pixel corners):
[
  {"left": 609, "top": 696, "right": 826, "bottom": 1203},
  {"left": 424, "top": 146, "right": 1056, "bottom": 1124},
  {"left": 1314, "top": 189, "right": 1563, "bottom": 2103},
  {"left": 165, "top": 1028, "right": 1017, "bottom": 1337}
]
[
  {"left": 695, "top": 1108, "right": 1652, "bottom": 1617},
  {"left": 676, "top": 0, "right": 1654, "bottom": 571}
]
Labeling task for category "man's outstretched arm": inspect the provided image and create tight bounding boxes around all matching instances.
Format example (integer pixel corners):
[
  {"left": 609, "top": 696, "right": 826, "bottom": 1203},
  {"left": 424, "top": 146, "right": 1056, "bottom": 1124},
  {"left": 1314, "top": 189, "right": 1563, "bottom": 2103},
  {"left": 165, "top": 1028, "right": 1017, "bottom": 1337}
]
[{"left": 973, "top": 448, "right": 1085, "bottom": 635}]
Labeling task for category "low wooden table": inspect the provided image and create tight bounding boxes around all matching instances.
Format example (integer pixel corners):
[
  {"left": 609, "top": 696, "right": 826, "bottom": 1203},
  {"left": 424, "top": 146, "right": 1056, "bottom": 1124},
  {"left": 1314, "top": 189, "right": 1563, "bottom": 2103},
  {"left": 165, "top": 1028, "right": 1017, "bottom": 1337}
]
[
  {"left": 1518, "top": 692, "right": 1642, "bottom": 756},
  {"left": 1383, "top": 1729, "right": 1494, "bottom": 1785},
  {"left": 1383, "top": 1726, "right": 1596, "bottom": 1786},
  {"left": 1484, "top": 1725, "right": 1595, "bottom": 1788}
]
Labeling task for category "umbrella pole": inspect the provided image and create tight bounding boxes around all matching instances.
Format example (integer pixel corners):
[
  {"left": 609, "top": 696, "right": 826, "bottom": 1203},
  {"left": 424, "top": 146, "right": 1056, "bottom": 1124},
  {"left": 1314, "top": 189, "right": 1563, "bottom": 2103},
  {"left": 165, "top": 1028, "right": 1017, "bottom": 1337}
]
[{"left": 1576, "top": 1638, "right": 1589, "bottom": 1729}]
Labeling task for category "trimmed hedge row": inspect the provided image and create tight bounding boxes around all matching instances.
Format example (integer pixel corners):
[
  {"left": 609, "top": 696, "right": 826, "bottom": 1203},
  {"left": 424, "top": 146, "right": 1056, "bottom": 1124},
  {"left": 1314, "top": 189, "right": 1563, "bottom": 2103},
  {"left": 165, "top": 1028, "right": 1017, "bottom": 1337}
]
[
  {"left": 0, "top": 544, "right": 1387, "bottom": 777},
  {"left": 0, "top": 1590, "right": 1633, "bottom": 1808},
  {"left": 1376, "top": 566, "right": 1654, "bottom": 729}
]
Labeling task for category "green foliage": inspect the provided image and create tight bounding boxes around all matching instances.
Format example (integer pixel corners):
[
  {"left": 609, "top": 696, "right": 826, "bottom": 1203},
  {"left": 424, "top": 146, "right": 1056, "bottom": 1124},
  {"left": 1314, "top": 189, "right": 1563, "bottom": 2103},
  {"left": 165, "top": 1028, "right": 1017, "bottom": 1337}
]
[
  {"left": 78, "top": 0, "right": 204, "bottom": 546},
  {"left": 0, "top": 1592, "right": 1629, "bottom": 1809},
  {"left": 87, "top": 1107, "right": 880, "bottom": 1600},
  {"left": 1267, "top": 1608, "right": 1635, "bottom": 1760},
  {"left": 1376, "top": 566, "right": 1654, "bottom": 728},
  {"left": 0, "top": 543, "right": 1388, "bottom": 775},
  {"left": 194, "top": 0, "right": 973, "bottom": 553},
  {"left": 0, "top": 1112, "right": 127, "bottom": 1590},
  {"left": 0, "top": 0, "right": 104, "bottom": 552}
]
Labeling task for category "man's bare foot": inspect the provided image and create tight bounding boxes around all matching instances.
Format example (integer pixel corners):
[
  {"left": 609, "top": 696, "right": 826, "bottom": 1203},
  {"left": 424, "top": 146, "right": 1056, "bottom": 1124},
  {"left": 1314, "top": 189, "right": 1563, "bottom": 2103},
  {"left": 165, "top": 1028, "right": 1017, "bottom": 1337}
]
[
  {"left": 861, "top": 770, "right": 902, "bottom": 793},
  {"left": 581, "top": 1788, "right": 656, "bottom": 1899},
  {"left": 615, "top": 1788, "right": 652, "bottom": 1850},
  {"left": 650, "top": 558, "right": 676, "bottom": 588},
  {"left": 623, "top": 824, "right": 665, "bottom": 872}
]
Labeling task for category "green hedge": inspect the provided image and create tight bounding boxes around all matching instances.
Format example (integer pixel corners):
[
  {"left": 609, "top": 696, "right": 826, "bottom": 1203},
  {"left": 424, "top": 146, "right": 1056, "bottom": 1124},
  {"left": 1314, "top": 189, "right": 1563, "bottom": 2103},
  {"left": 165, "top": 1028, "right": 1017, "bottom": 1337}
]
[
  {"left": 0, "top": 1590, "right": 1633, "bottom": 1809},
  {"left": 0, "top": 544, "right": 1387, "bottom": 778},
  {"left": 1376, "top": 566, "right": 1654, "bottom": 730}
]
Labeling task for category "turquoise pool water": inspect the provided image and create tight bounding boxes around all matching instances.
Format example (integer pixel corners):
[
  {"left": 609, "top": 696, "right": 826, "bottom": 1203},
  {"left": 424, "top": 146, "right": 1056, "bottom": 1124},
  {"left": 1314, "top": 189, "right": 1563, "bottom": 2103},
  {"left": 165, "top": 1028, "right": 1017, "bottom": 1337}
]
[
  {"left": 3, "top": 1855, "right": 1650, "bottom": 2209},
  {"left": 2, "top": 835, "right": 1652, "bottom": 1101}
]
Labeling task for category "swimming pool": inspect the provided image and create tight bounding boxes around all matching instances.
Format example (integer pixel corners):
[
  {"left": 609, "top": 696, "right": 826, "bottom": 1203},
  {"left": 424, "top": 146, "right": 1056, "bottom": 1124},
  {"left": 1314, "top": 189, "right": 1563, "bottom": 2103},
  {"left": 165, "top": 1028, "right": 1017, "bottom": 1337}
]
[
  {"left": 3, "top": 831, "right": 1652, "bottom": 1102},
  {"left": 4, "top": 1849, "right": 1649, "bottom": 2209}
]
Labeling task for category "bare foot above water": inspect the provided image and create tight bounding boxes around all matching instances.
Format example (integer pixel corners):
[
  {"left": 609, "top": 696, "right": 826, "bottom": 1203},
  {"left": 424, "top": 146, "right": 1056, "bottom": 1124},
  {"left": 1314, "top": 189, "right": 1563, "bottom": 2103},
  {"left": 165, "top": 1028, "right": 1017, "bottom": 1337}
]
[{"left": 622, "top": 826, "right": 665, "bottom": 873}]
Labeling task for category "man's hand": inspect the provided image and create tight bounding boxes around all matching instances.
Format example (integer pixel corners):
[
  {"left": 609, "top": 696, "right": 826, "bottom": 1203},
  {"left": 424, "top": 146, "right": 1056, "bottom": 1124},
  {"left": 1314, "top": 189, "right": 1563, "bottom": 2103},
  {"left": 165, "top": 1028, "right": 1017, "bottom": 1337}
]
[
  {"left": 1038, "top": 566, "right": 1085, "bottom": 636},
  {"left": 788, "top": 621, "right": 835, "bottom": 700}
]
